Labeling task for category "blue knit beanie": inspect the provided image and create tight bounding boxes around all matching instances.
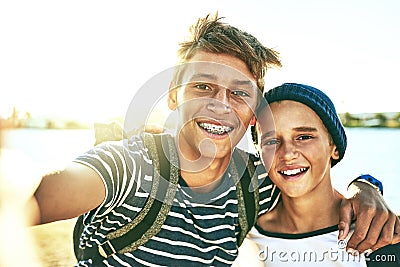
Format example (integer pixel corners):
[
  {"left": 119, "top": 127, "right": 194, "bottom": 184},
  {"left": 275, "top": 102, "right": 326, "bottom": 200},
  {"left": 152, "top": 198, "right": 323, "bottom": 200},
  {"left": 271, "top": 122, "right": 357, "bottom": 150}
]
[{"left": 264, "top": 83, "right": 347, "bottom": 167}]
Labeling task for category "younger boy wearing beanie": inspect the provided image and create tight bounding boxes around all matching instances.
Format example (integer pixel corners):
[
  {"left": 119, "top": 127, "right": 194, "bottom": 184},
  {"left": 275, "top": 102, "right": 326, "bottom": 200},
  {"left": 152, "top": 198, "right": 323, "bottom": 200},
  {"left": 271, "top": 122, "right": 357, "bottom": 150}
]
[{"left": 235, "top": 83, "right": 400, "bottom": 266}]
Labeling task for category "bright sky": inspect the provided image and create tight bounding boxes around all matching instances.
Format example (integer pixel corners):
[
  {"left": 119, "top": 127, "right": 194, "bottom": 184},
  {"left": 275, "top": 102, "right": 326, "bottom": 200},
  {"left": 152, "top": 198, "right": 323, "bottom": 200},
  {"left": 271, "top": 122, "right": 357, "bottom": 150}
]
[{"left": 1, "top": 0, "right": 399, "bottom": 122}]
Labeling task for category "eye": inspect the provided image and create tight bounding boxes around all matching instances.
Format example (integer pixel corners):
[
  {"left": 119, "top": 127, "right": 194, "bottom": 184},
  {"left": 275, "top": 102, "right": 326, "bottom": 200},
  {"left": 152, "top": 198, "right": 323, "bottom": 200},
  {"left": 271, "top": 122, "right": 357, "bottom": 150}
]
[
  {"left": 297, "top": 135, "right": 313, "bottom": 141},
  {"left": 231, "top": 90, "right": 250, "bottom": 97},
  {"left": 195, "top": 84, "right": 212, "bottom": 91},
  {"left": 263, "top": 138, "right": 279, "bottom": 146}
]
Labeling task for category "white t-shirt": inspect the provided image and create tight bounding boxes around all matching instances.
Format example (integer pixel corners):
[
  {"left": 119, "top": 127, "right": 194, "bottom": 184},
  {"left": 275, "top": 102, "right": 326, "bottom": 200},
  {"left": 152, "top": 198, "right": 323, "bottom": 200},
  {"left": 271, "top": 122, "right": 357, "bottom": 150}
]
[
  {"left": 239, "top": 224, "right": 400, "bottom": 267},
  {"left": 242, "top": 225, "right": 366, "bottom": 267}
]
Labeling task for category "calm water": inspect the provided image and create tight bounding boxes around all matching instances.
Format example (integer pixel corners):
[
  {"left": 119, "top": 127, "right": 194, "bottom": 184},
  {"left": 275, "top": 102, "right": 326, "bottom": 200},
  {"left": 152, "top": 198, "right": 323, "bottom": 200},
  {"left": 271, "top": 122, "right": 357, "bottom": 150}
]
[
  {"left": 2, "top": 128, "right": 95, "bottom": 170},
  {"left": 2, "top": 128, "right": 399, "bottom": 213},
  {"left": 331, "top": 128, "right": 400, "bottom": 213}
]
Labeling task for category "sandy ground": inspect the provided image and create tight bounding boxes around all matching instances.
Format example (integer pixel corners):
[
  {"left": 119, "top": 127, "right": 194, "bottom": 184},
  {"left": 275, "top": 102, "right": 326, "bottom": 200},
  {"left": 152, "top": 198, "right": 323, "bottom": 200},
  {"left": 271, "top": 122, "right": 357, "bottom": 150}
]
[{"left": 29, "top": 219, "right": 77, "bottom": 267}]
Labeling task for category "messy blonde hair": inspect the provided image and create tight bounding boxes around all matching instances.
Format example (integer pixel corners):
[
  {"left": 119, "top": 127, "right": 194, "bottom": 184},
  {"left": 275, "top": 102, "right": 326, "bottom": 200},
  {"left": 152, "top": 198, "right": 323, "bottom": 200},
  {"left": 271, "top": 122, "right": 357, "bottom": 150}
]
[{"left": 176, "top": 13, "right": 282, "bottom": 90}]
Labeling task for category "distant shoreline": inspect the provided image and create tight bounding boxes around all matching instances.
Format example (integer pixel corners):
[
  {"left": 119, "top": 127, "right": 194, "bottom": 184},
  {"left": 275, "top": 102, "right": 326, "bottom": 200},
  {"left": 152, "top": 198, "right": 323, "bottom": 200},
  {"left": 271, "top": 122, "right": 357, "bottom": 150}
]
[
  {"left": 1, "top": 112, "right": 400, "bottom": 130},
  {"left": 339, "top": 112, "right": 400, "bottom": 128}
]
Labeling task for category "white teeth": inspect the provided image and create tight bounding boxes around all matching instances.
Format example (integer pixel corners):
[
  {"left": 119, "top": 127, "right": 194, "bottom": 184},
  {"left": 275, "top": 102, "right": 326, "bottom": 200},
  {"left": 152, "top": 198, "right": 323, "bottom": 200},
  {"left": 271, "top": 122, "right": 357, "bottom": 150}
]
[
  {"left": 198, "top": 122, "right": 233, "bottom": 135},
  {"left": 281, "top": 168, "right": 307, "bottom": 176}
]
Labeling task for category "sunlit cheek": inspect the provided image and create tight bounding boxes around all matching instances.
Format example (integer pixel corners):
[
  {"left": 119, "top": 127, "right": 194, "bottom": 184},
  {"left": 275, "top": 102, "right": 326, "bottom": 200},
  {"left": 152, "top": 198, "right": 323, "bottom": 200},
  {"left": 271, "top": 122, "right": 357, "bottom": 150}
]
[
  {"left": 241, "top": 102, "right": 255, "bottom": 122},
  {"left": 242, "top": 100, "right": 258, "bottom": 115},
  {"left": 261, "top": 147, "right": 275, "bottom": 173}
]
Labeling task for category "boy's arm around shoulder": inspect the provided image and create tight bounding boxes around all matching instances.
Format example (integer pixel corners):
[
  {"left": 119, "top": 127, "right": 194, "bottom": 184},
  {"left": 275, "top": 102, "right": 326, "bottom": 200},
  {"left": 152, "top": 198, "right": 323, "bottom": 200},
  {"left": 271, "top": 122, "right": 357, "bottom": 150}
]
[{"left": 30, "top": 162, "right": 106, "bottom": 225}]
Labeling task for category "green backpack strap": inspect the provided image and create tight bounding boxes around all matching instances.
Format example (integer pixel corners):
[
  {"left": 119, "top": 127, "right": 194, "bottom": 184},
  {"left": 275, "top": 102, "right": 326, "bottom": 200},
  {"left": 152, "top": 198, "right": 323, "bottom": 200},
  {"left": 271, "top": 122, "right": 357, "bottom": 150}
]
[
  {"left": 74, "top": 133, "right": 179, "bottom": 264},
  {"left": 73, "top": 214, "right": 85, "bottom": 260},
  {"left": 231, "top": 148, "right": 260, "bottom": 246}
]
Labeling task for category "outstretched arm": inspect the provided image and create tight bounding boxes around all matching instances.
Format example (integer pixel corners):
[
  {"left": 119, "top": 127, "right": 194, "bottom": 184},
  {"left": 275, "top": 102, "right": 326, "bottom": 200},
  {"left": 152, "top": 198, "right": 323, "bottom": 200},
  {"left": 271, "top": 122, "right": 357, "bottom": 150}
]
[
  {"left": 338, "top": 179, "right": 400, "bottom": 254},
  {"left": 29, "top": 162, "right": 106, "bottom": 225}
]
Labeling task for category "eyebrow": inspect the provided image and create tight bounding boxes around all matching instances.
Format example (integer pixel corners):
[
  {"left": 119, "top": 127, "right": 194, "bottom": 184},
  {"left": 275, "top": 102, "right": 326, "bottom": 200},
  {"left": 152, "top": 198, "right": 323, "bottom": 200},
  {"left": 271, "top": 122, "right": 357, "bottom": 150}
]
[
  {"left": 260, "top": 127, "right": 317, "bottom": 139},
  {"left": 293, "top": 126, "right": 318, "bottom": 132},
  {"left": 232, "top": 79, "right": 255, "bottom": 86},
  {"left": 190, "top": 73, "right": 256, "bottom": 87},
  {"left": 190, "top": 73, "right": 218, "bottom": 81},
  {"left": 261, "top": 131, "right": 275, "bottom": 139}
]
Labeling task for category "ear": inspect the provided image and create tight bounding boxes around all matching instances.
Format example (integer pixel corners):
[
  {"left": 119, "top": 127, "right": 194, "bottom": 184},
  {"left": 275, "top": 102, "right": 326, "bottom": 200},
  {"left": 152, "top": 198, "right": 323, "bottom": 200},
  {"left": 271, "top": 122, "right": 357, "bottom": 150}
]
[
  {"left": 250, "top": 116, "right": 257, "bottom": 126},
  {"left": 331, "top": 145, "right": 340, "bottom": 160},
  {"left": 168, "top": 84, "right": 178, "bottom": 111}
]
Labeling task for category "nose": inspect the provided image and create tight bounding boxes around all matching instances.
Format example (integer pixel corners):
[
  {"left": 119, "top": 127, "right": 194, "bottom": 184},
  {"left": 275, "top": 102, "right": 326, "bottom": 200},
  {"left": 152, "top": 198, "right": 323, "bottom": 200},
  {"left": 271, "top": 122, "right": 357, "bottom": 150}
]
[
  {"left": 207, "top": 88, "right": 232, "bottom": 114},
  {"left": 279, "top": 141, "right": 299, "bottom": 161}
]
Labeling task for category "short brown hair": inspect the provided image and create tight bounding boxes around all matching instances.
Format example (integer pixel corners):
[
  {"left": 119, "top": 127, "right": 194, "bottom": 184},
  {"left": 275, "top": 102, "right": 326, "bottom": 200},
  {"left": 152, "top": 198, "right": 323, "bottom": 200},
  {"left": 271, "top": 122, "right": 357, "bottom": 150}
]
[{"left": 176, "top": 13, "right": 282, "bottom": 91}]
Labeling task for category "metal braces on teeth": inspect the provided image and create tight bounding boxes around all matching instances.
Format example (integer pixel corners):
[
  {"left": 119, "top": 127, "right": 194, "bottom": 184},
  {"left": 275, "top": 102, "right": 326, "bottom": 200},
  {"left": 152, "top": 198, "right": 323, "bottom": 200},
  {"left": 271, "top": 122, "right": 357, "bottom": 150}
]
[{"left": 199, "top": 123, "right": 232, "bottom": 135}]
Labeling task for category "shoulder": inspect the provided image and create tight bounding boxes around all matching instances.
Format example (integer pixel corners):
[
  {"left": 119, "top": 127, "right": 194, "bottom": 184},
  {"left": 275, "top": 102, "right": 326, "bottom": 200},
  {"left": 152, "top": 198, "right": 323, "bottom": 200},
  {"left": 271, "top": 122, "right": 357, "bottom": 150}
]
[
  {"left": 73, "top": 135, "right": 155, "bottom": 206},
  {"left": 76, "top": 135, "right": 150, "bottom": 163}
]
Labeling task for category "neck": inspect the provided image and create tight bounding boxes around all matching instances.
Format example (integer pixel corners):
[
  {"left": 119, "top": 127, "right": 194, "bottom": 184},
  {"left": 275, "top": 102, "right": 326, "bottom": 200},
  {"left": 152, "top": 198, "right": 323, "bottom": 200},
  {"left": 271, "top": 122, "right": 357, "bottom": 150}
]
[
  {"left": 180, "top": 157, "right": 231, "bottom": 193},
  {"left": 277, "top": 178, "right": 343, "bottom": 233},
  {"left": 175, "top": 137, "right": 232, "bottom": 193}
]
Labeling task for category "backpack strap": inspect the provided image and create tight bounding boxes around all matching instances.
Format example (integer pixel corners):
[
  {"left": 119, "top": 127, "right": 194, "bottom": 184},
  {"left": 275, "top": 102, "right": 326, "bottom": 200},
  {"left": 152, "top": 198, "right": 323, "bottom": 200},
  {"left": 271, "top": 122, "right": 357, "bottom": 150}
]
[
  {"left": 231, "top": 149, "right": 260, "bottom": 246},
  {"left": 75, "top": 133, "right": 179, "bottom": 264}
]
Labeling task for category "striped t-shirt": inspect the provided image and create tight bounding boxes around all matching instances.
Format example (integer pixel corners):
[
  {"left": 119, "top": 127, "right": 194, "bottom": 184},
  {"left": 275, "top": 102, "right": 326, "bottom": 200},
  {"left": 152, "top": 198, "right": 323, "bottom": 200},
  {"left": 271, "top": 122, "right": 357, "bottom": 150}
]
[{"left": 73, "top": 135, "right": 280, "bottom": 266}]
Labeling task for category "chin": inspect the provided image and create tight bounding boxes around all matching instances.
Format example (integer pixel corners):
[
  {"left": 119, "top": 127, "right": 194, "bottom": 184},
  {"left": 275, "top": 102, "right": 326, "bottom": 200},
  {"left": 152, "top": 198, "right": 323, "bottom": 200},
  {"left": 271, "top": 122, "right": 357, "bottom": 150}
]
[{"left": 202, "top": 147, "right": 231, "bottom": 160}]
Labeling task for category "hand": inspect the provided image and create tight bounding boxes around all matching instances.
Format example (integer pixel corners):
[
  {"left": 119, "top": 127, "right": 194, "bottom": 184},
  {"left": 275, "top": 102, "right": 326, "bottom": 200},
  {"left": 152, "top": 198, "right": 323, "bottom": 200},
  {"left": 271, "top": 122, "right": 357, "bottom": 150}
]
[
  {"left": 94, "top": 121, "right": 124, "bottom": 145},
  {"left": 338, "top": 181, "right": 400, "bottom": 254},
  {"left": 0, "top": 149, "right": 43, "bottom": 211},
  {"left": 94, "top": 122, "right": 165, "bottom": 146},
  {"left": 0, "top": 148, "right": 44, "bottom": 266},
  {"left": 143, "top": 124, "right": 165, "bottom": 134}
]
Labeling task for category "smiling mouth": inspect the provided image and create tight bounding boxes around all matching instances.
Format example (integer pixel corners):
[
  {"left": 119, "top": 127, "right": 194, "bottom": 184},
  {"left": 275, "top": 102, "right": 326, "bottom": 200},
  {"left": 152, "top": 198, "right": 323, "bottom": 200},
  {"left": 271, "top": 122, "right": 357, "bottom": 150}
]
[
  {"left": 279, "top": 167, "right": 308, "bottom": 176},
  {"left": 198, "top": 122, "right": 233, "bottom": 135}
]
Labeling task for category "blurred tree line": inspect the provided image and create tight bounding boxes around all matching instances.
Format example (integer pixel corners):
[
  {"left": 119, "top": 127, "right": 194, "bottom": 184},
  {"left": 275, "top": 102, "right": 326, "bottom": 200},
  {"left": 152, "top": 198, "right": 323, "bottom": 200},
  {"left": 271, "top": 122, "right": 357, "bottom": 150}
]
[{"left": 340, "top": 112, "right": 400, "bottom": 128}]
